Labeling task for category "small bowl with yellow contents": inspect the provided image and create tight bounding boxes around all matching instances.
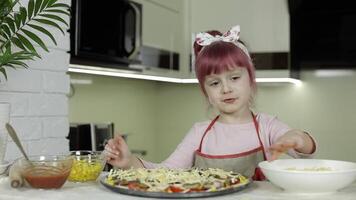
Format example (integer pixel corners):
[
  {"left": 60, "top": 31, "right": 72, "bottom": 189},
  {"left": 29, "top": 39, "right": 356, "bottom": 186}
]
[{"left": 68, "top": 151, "right": 105, "bottom": 182}]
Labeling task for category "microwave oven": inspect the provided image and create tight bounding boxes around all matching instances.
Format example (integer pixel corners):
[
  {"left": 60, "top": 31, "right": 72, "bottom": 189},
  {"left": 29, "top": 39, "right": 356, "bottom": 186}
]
[
  {"left": 70, "top": 0, "right": 142, "bottom": 68},
  {"left": 289, "top": 0, "right": 356, "bottom": 69}
]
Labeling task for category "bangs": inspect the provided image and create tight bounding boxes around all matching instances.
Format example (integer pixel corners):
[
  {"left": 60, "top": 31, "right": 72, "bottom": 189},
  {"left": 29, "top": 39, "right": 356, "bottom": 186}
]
[{"left": 195, "top": 42, "right": 253, "bottom": 83}]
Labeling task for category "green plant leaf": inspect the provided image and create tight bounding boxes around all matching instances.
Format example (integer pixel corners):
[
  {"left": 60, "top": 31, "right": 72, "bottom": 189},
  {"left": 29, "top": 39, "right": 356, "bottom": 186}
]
[
  {"left": 19, "top": 6, "right": 27, "bottom": 25},
  {"left": 0, "top": 53, "right": 8, "bottom": 63},
  {"left": 40, "top": 0, "right": 50, "bottom": 12},
  {"left": 0, "top": 67, "right": 8, "bottom": 80},
  {"left": 27, "top": 23, "right": 57, "bottom": 45},
  {"left": 48, "top": 3, "right": 70, "bottom": 9},
  {"left": 0, "top": 0, "right": 70, "bottom": 82},
  {"left": 44, "top": 9, "right": 70, "bottom": 16},
  {"left": 0, "top": 48, "right": 11, "bottom": 64},
  {"left": 38, "top": 13, "right": 68, "bottom": 26},
  {"left": 1, "top": 24, "right": 11, "bottom": 38},
  {"left": 8, "top": 60, "right": 29, "bottom": 68},
  {"left": 0, "top": 0, "right": 17, "bottom": 23},
  {"left": 28, "top": 0, "right": 35, "bottom": 20},
  {"left": 33, "top": 18, "right": 64, "bottom": 34},
  {"left": 0, "top": 33, "right": 9, "bottom": 42},
  {"left": 12, "top": 51, "right": 36, "bottom": 60},
  {"left": 4, "top": 16, "right": 15, "bottom": 33},
  {"left": 5, "top": 45, "right": 11, "bottom": 54},
  {"left": 3, "top": 64, "right": 16, "bottom": 69},
  {"left": 15, "top": 33, "right": 40, "bottom": 57},
  {"left": 4, "top": 41, "right": 11, "bottom": 52},
  {"left": 14, "top": 13, "right": 21, "bottom": 29},
  {"left": 34, "top": 0, "right": 43, "bottom": 16},
  {"left": 21, "top": 28, "right": 48, "bottom": 52},
  {"left": 12, "top": 55, "right": 34, "bottom": 61},
  {"left": 11, "top": 36, "right": 27, "bottom": 50},
  {"left": 46, "top": 0, "right": 58, "bottom": 7},
  {"left": 0, "top": 50, "right": 35, "bottom": 70}
]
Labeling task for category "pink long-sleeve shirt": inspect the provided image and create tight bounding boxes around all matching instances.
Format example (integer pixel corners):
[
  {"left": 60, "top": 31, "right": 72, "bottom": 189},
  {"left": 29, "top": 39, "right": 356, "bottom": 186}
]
[{"left": 141, "top": 113, "right": 315, "bottom": 169}]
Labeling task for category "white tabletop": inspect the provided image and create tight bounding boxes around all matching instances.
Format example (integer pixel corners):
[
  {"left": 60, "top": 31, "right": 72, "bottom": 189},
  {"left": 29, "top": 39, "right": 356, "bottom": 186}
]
[{"left": 0, "top": 176, "right": 355, "bottom": 200}]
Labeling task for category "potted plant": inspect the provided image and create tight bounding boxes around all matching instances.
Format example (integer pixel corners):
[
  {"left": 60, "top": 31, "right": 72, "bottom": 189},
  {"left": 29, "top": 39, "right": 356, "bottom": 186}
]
[
  {"left": 0, "top": 0, "right": 69, "bottom": 164},
  {"left": 0, "top": 0, "right": 70, "bottom": 80}
]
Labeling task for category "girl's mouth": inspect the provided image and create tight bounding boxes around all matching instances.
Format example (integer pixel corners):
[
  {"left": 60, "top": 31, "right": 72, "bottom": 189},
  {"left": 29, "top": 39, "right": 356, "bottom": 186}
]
[{"left": 223, "top": 98, "right": 236, "bottom": 104}]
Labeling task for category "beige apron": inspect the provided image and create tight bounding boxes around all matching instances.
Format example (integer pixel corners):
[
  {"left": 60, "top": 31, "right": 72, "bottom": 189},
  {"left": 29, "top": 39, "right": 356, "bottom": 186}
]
[{"left": 194, "top": 113, "right": 266, "bottom": 181}]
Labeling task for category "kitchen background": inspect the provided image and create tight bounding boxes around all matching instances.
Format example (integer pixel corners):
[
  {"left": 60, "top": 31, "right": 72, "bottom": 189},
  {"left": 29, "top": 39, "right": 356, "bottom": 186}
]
[
  {"left": 69, "top": 0, "right": 356, "bottom": 162},
  {"left": 69, "top": 71, "right": 356, "bottom": 163},
  {"left": 1, "top": 0, "right": 356, "bottom": 163}
]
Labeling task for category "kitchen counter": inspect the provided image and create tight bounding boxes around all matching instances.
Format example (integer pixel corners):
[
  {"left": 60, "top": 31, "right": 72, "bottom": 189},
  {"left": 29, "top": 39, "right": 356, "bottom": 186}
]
[{"left": 0, "top": 175, "right": 355, "bottom": 200}]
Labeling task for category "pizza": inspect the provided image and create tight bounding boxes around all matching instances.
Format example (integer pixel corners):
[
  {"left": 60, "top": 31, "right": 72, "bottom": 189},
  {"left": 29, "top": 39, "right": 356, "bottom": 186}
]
[{"left": 104, "top": 167, "right": 249, "bottom": 193}]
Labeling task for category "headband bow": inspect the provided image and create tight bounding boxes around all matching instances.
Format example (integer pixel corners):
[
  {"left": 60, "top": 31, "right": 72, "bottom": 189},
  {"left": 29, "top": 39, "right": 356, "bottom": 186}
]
[
  {"left": 195, "top": 25, "right": 250, "bottom": 58},
  {"left": 196, "top": 25, "right": 241, "bottom": 46}
]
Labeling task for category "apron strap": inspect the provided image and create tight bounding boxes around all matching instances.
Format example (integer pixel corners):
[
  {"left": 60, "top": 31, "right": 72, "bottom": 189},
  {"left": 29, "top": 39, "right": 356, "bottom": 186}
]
[
  {"left": 198, "top": 113, "right": 267, "bottom": 161},
  {"left": 252, "top": 113, "right": 267, "bottom": 161},
  {"left": 197, "top": 115, "right": 220, "bottom": 152}
]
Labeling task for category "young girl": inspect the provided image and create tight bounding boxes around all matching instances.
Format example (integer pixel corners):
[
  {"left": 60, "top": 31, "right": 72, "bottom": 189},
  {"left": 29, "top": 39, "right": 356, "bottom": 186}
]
[{"left": 104, "top": 25, "right": 316, "bottom": 180}]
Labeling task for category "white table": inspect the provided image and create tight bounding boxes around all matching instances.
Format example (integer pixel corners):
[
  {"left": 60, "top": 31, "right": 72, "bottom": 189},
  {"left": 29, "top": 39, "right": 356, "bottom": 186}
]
[{"left": 0, "top": 176, "right": 355, "bottom": 200}]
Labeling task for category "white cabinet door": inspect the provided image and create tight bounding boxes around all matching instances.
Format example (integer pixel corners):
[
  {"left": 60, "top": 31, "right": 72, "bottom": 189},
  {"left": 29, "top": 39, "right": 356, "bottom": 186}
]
[
  {"left": 133, "top": 0, "right": 183, "bottom": 52},
  {"left": 189, "top": 0, "right": 289, "bottom": 53}
]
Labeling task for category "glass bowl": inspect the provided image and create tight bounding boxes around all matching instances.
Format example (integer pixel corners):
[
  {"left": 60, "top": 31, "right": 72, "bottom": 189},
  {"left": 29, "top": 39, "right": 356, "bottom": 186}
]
[
  {"left": 18, "top": 155, "right": 73, "bottom": 189},
  {"left": 68, "top": 151, "right": 105, "bottom": 182},
  {"left": 259, "top": 159, "right": 356, "bottom": 194}
]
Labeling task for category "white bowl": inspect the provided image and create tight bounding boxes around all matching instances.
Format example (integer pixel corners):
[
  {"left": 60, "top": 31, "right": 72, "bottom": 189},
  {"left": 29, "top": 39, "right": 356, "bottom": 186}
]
[{"left": 259, "top": 159, "right": 356, "bottom": 193}]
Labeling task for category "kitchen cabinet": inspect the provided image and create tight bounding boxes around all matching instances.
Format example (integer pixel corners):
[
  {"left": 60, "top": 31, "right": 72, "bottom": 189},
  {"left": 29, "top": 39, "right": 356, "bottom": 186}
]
[
  {"left": 69, "top": 0, "right": 294, "bottom": 80},
  {"left": 133, "top": 0, "right": 292, "bottom": 79},
  {"left": 132, "top": 0, "right": 183, "bottom": 52},
  {"left": 188, "top": 0, "right": 289, "bottom": 53},
  {"left": 128, "top": 0, "right": 189, "bottom": 77},
  {"left": 186, "top": 0, "right": 291, "bottom": 78}
]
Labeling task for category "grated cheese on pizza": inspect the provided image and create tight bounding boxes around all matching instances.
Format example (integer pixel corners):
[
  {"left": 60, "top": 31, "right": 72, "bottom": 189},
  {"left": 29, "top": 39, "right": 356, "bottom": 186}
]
[{"left": 105, "top": 167, "right": 249, "bottom": 193}]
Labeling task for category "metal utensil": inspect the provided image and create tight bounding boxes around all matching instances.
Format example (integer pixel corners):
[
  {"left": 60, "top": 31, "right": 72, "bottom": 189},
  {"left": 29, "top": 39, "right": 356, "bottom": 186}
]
[{"left": 5, "top": 123, "right": 30, "bottom": 161}]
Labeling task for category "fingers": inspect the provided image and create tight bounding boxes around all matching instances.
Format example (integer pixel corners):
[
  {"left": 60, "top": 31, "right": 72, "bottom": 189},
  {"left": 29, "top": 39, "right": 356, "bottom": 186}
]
[
  {"left": 115, "top": 134, "right": 126, "bottom": 143},
  {"left": 104, "top": 135, "right": 127, "bottom": 161},
  {"left": 107, "top": 135, "right": 125, "bottom": 151},
  {"left": 269, "top": 142, "right": 297, "bottom": 152},
  {"left": 104, "top": 145, "right": 118, "bottom": 157},
  {"left": 269, "top": 151, "right": 282, "bottom": 162},
  {"left": 268, "top": 142, "right": 297, "bottom": 161}
]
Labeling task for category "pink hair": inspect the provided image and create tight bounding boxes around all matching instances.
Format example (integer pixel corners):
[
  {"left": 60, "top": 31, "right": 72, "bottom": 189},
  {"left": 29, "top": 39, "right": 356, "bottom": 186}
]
[{"left": 194, "top": 31, "right": 256, "bottom": 97}]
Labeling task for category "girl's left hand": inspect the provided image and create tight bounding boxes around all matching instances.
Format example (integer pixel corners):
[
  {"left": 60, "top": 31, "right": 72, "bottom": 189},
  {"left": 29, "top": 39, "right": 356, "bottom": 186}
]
[{"left": 268, "top": 130, "right": 307, "bottom": 161}]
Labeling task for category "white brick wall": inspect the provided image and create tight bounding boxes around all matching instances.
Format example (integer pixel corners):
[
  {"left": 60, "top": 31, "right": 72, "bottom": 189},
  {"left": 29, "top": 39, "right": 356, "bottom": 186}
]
[{"left": 0, "top": 0, "right": 71, "bottom": 161}]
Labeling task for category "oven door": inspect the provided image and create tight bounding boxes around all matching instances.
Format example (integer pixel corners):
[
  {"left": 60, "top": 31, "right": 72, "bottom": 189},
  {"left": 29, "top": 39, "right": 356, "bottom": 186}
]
[{"left": 68, "top": 123, "right": 114, "bottom": 151}]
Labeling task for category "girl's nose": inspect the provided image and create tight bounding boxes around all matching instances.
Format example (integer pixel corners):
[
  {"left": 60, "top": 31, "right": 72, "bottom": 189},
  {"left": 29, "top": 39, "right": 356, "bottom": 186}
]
[{"left": 222, "top": 82, "right": 233, "bottom": 93}]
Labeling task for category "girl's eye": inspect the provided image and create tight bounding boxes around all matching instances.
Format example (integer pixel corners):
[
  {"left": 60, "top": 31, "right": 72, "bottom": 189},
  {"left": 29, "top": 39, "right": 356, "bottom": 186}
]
[
  {"left": 209, "top": 81, "right": 219, "bottom": 86},
  {"left": 231, "top": 76, "right": 240, "bottom": 80}
]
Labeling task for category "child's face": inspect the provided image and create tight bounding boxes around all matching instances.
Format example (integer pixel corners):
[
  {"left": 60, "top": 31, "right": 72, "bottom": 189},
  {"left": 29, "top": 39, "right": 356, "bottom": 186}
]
[{"left": 203, "top": 67, "right": 252, "bottom": 115}]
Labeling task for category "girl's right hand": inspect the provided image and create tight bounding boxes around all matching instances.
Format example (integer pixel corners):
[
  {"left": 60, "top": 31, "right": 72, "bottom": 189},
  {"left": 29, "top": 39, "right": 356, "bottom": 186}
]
[{"left": 104, "top": 135, "right": 133, "bottom": 168}]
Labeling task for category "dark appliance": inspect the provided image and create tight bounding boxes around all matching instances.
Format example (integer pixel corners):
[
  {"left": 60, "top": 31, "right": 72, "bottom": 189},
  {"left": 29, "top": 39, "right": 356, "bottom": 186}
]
[
  {"left": 68, "top": 123, "right": 114, "bottom": 151},
  {"left": 289, "top": 0, "right": 356, "bottom": 70},
  {"left": 70, "top": 0, "right": 142, "bottom": 68}
]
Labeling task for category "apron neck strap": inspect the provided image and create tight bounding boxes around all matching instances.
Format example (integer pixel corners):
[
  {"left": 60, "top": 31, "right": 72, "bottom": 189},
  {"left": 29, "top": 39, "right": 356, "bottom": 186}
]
[
  {"left": 197, "top": 112, "right": 267, "bottom": 161},
  {"left": 252, "top": 113, "right": 267, "bottom": 160},
  {"left": 198, "top": 115, "right": 219, "bottom": 151}
]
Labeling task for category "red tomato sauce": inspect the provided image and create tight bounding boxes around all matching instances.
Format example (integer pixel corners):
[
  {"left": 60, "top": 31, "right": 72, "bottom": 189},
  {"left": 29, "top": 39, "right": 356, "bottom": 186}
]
[{"left": 23, "top": 166, "right": 71, "bottom": 189}]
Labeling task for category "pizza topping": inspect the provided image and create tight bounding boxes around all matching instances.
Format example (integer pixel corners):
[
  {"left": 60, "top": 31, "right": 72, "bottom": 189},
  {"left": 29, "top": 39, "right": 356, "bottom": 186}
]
[{"left": 105, "top": 167, "right": 248, "bottom": 193}]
